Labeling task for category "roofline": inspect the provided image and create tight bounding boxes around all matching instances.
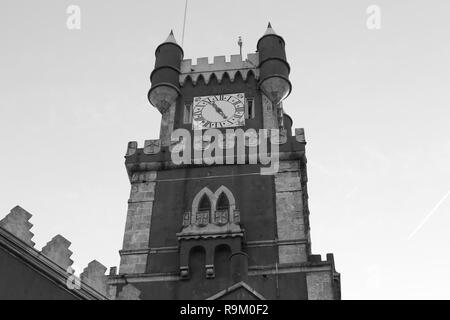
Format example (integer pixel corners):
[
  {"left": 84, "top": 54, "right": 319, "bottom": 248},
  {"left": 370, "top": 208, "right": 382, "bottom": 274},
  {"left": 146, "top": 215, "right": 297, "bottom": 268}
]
[{"left": 0, "top": 227, "right": 109, "bottom": 300}]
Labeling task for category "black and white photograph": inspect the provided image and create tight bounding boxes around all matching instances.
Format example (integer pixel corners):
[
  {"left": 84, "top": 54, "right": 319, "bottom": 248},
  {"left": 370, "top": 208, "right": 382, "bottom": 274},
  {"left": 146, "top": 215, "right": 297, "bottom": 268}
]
[{"left": 0, "top": 0, "right": 449, "bottom": 305}]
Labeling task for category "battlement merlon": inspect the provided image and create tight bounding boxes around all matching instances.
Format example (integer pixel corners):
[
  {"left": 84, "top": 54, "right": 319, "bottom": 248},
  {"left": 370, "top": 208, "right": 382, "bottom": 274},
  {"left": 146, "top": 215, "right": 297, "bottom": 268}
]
[
  {"left": 125, "top": 128, "right": 306, "bottom": 158},
  {"left": 0, "top": 206, "right": 118, "bottom": 300},
  {"left": 179, "top": 53, "right": 259, "bottom": 86}
]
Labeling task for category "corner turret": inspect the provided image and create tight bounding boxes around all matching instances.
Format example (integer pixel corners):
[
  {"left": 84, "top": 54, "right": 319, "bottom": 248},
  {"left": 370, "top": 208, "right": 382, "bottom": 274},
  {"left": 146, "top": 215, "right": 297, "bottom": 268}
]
[
  {"left": 148, "top": 30, "right": 183, "bottom": 114},
  {"left": 257, "top": 23, "right": 291, "bottom": 105}
]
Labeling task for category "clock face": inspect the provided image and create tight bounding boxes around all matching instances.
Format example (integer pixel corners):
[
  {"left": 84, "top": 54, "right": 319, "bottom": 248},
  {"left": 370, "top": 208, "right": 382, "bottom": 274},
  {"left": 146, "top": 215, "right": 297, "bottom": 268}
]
[{"left": 192, "top": 93, "right": 246, "bottom": 130}]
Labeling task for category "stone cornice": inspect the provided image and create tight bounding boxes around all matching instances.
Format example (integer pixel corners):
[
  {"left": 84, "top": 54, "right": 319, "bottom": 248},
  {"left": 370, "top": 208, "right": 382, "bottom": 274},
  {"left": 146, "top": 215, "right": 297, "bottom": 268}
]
[{"left": 107, "top": 262, "right": 335, "bottom": 285}]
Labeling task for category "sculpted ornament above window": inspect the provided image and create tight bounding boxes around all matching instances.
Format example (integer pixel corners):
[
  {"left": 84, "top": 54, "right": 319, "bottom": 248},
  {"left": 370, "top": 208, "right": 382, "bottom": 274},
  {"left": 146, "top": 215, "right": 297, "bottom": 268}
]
[
  {"left": 178, "top": 186, "right": 243, "bottom": 239},
  {"left": 214, "top": 209, "right": 228, "bottom": 226}
]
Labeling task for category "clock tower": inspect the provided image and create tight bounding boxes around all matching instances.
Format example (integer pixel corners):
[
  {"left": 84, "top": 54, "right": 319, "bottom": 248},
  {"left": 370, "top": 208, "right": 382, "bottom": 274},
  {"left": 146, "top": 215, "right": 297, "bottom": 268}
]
[{"left": 108, "top": 24, "right": 341, "bottom": 300}]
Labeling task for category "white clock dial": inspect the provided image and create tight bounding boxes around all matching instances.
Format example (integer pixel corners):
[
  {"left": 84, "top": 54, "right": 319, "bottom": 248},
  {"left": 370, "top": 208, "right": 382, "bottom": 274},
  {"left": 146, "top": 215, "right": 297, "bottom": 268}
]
[{"left": 192, "top": 93, "right": 246, "bottom": 130}]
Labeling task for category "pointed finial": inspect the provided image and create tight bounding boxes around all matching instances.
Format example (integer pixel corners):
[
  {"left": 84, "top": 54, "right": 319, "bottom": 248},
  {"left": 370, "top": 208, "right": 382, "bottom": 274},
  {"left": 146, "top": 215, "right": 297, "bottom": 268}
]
[
  {"left": 164, "top": 29, "right": 178, "bottom": 45},
  {"left": 238, "top": 36, "right": 243, "bottom": 56},
  {"left": 264, "top": 22, "right": 277, "bottom": 36}
]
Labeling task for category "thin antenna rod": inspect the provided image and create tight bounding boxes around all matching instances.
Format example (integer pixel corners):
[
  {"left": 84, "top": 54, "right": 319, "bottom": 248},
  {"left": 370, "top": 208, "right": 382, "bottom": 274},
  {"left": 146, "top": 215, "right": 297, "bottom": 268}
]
[
  {"left": 238, "top": 36, "right": 243, "bottom": 56},
  {"left": 181, "top": 0, "right": 188, "bottom": 47}
]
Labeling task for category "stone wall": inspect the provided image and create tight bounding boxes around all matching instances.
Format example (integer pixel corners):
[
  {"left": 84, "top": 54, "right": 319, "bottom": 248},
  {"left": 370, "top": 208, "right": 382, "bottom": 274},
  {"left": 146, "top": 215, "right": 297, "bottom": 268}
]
[
  {"left": 119, "top": 171, "right": 157, "bottom": 274},
  {"left": 306, "top": 271, "right": 335, "bottom": 300},
  {"left": 274, "top": 160, "right": 309, "bottom": 264}
]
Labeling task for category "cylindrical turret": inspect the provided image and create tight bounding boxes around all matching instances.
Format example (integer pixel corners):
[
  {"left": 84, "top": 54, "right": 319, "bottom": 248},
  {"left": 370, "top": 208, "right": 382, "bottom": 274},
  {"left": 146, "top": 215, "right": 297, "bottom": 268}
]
[
  {"left": 257, "top": 23, "right": 291, "bottom": 105},
  {"left": 283, "top": 113, "right": 293, "bottom": 137},
  {"left": 148, "top": 30, "right": 183, "bottom": 114}
]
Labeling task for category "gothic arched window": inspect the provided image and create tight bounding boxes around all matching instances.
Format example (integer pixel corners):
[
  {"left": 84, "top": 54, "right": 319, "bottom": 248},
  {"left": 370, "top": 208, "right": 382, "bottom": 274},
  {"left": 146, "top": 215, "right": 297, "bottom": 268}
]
[
  {"left": 216, "top": 193, "right": 229, "bottom": 210},
  {"left": 188, "top": 186, "right": 239, "bottom": 229},
  {"left": 196, "top": 194, "right": 211, "bottom": 226},
  {"left": 214, "top": 193, "right": 230, "bottom": 225},
  {"left": 199, "top": 194, "right": 211, "bottom": 211}
]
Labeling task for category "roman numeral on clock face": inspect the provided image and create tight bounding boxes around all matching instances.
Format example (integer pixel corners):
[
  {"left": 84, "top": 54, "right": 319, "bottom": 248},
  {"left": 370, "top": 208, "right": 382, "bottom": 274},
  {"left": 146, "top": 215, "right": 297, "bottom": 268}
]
[{"left": 192, "top": 93, "right": 246, "bottom": 129}]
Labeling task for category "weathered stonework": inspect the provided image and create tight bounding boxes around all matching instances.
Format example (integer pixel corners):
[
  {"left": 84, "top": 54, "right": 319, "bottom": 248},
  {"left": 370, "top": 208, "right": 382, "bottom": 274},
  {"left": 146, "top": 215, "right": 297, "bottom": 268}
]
[
  {"left": 262, "top": 94, "right": 278, "bottom": 130},
  {"left": 119, "top": 251, "right": 148, "bottom": 274},
  {"left": 0, "top": 206, "right": 35, "bottom": 247},
  {"left": 278, "top": 242, "right": 308, "bottom": 264},
  {"left": 41, "top": 235, "right": 73, "bottom": 270},
  {"left": 119, "top": 171, "right": 157, "bottom": 274},
  {"left": 275, "top": 160, "right": 308, "bottom": 264},
  {"left": 306, "top": 271, "right": 334, "bottom": 300},
  {"left": 159, "top": 103, "right": 176, "bottom": 147},
  {"left": 117, "top": 284, "right": 141, "bottom": 300},
  {"left": 126, "top": 141, "right": 138, "bottom": 156},
  {"left": 80, "top": 260, "right": 108, "bottom": 296}
]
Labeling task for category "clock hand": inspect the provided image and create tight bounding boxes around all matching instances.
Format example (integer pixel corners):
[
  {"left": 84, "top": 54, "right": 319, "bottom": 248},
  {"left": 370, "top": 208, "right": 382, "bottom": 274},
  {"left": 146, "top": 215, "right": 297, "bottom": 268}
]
[
  {"left": 203, "top": 100, "right": 227, "bottom": 119},
  {"left": 210, "top": 101, "right": 227, "bottom": 119}
]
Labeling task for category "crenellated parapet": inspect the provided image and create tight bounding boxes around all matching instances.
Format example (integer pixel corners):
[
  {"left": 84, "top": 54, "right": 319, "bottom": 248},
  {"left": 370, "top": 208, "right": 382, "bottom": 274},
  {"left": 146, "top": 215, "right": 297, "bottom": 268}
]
[
  {"left": 0, "top": 206, "right": 143, "bottom": 300},
  {"left": 179, "top": 53, "right": 259, "bottom": 86},
  {"left": 80, "top": 260, "right": 108, "bottom": 296},
  {"left": 41, "top": 235, "right": 74, "bottom": 270},
  {"left": 125, "top": 127, "right": 306, "bottom": 158},
  {"left": 0, "top": 206, "right": 35, "bottom": 247}
]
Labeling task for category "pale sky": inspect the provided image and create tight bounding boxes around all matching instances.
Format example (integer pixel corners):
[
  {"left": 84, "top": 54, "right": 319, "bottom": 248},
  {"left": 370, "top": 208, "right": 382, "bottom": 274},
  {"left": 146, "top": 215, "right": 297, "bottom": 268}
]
[{"left": 1, "top": 0, "right": 449, "bottom": 299}]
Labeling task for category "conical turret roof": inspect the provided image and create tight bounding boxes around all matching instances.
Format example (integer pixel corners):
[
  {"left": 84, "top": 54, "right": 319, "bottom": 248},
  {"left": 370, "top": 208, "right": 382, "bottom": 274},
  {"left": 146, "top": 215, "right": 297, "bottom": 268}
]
[
  {"left": 257, "top": 22, "right": 285, "bottom": 49},
  {"left": 164, "top": 30, "right": 178, "bottom": 45},
  {"left": 155, "top": 29, "right": 184, "bottom": 57},
  {"left": 264, "top": 22, "right": 277, "bottom": 36}
]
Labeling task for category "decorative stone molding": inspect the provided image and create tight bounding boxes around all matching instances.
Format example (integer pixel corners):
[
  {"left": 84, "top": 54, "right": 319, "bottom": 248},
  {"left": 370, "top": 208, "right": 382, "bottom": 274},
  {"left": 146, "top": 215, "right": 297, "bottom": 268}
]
[
  {"left": 182, "top": 211, "right": 191, "bottom": 227},
  {"left": 180, "top": 266, "right": 189, "bottom": 280},
  {"left": 207, "top": 281, "right": 266, "bottom": 300},
  {"left": 295, "top": 128, "right": 306, "bottom": 143},
  {"left": 190, "top": 186, "right": 237, "bottom": 225},
  {"left": 177, "top": 227, "right": 244, "bottom": 240},
  {"left": 179, "top": 53, "right": 259, "bottom": 86},
  {"left": 126, "top": 141, "right": 137, "bottom": 156},
  {"left": 0, "top": 206, "right": 35, "bottom": 247},
  {"left": 180, "top": 209, "right": 241, "bottom": 233},
  {"left": 205, "top": 264, "right": 215, "bottom": 279},
  {"left": 41, "top": 235, "right": 74, "bottom": 270},
  {"left": 214, "top": 209, "right": 229, "bottom": 226},
  {"left": 178, "top": 186, "right": 243, "bottom": 240},
  {"left": 233, "top": 209, "right": 241, "bottom": 224},
  {"left": 143, "top": 139, "right": 161, "bottom": 155}
]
